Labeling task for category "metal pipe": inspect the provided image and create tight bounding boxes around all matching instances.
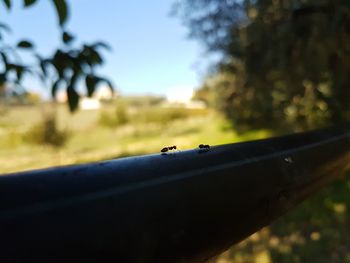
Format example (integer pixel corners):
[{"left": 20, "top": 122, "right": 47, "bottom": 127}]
[{"left": 0, "top": 125, "right": 350, "bottom": 262}]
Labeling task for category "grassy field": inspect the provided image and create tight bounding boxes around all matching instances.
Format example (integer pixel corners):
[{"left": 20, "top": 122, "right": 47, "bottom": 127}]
[{"left": 0, "top": 102, "right": 271, "bottom": 174}]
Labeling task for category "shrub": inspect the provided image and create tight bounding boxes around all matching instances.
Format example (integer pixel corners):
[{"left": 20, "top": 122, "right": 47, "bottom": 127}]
[
  {"left": 99, "top": 110, "right": 117, "bottom": 128},
  {"left": 115, "top": 102, "right": 129, "bottom": 125},
  {"left": 24, "top": 113, "right": 70, "bottom": 148},
  {"left": 133, "top": 107, "right": 189, "bottom": 125},
  {"left": 99, "top": 103, "right": 129, "bottom": 128}
]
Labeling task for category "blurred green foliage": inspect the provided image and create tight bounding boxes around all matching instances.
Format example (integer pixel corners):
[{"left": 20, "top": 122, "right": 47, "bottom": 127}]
[
  {"left": 121, "top": 95, "right": 165, "bottom": 108},
  {"left": 115, "top": 102, "right": 129, "bottom": 125},
  {"left": 99, "top": 98, "right": 208, "bottom": 128},
  {"left": 269, "top": 174, "right": 350, "bottom": 263},
  {"left": 99, "top": 102, "right": 129, "bottom": 128},
  {"left": 0, "top": 101, "right": 252, "bottom": 173},
  {"left": 0, "top": 0, "right": 114, "bottom": 112},
  {"left": 99, "top": 110, "right": 119, "bottom": 128},
  {"left": 214, "top": 172, "right": 350, "bottom": 263},
  {"left": 175, "top": 0, "right": 350, "bottom": 261},
  {"left": 176, "top": 0, "right": 350, "bottom": 133},
  {"left": 23, "top": 112, "right": 70, "bottom": 148},
  {"left": 132, "top": 107, "right": 192, "bottom": 125}
]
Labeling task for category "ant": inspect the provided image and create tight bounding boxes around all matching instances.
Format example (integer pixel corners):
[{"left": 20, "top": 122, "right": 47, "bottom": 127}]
[
  {"left": 160, "top": 145, "right": 177, "bottom": 154},
  {"left": 161, "top": 147, "right": 169, "bottom": 153},
  {"left": 198, "top": 144, "right": 210, "bottom": 149},
  {"left": 198, "top": 144, "right": 210, "bottom": 153}
]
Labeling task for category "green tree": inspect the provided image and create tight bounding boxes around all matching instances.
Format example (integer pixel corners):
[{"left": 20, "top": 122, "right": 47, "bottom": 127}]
[
  {"left": 176, "top": 1, "right": 350, "bottom": 262},
  {"left": 0, "top": 0, "right": 114, "bottom": 112},
  {"left": 176, "top": 0, "right": 350, "bottom": 132}
]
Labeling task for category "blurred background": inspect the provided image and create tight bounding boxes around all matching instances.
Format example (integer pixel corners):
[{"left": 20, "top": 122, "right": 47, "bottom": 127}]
[{"left": 0, "top": 0, "right": 349, "bottom": 262}]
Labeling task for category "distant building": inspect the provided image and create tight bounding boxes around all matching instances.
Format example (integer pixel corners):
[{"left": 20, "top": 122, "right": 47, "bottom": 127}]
[
  {"left": 165, "top": 86, "right": 206, "bottom": 109},
  {"left": 166, "top": 87, "right": 194, "bottom": 104},
  {"left": 94, "top": 86, "right": 115, "bottom": 100},
  {"left": 80, "top": 97, "right": 101, "bottom": 110}
]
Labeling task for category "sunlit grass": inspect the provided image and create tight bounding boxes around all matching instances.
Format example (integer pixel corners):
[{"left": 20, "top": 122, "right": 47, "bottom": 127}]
[{"left": 0, "top": 104, "right": 271, "bottom": 174}]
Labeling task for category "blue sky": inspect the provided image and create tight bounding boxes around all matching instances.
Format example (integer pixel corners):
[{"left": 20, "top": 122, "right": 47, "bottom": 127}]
[{"left": 1, "top": 0, "right": 211, "bottom": 96}]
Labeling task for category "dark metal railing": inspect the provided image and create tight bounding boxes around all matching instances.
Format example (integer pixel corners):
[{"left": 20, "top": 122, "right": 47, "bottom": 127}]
[{"left": 0, "top": 124, "right": 350, "bottom": 262}]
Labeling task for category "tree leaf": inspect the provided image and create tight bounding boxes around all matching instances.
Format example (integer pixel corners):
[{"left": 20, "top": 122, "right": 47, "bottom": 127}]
[
  {"left": 51, "top": 79, "right": 61, "bottom": 99},
  {"left": 100, "top": 77, "right": 115, "bottom": 94},
  {"left": 17, "top": 40, "right": 34, "bottom": 49},
  {"left": 52, "top": 50, "right": 73, "bottom": 77},
  {"left": 0, "top": 73, "right": 7, "bottom": 85},
  {"left": 3, "top": 0, "right": 11, "bottom": 9},
  {"left": 85, "top": 74, "right": 98, "bottom": 97},
  {"left": 0, "top": 23, "right": 11, "bottom": 34},
  {"left": 62, "top": 31, "right": 74, "bottom": 44},
  {"left": 85, "top": 75, "right": 114, "bottom": 98},
  {"left": 24, "top": 0, "right": 37, "bottom": 7},
  {"left": 52, "top": 0, "right": 68, "bottom": 27},
  {"left": 14, "top": 65, "right": 25, "bottom": 82},
  {"left": 89, "top": 48, "right": 103, "bottom": 65},
  {"left": 35, "top": 55, "right": 49, "bottom": 77},
  {"left": 67, "top": 84, "right": 79, "bottom": 112},
  {"left": 92, "top": 41, "right": 111, "bottom": 51},
  {"left": 80, "top": 45, "right": 104, "bottom": 66},
  {"left": 0, "top": 52, "right": 8, "bottom": 66},
  {"left": 106, "top": 80, "right": 115, "bottom": 94}
]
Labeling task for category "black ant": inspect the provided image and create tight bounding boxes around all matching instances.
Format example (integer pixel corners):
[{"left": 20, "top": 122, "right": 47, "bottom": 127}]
[
  {"left": 161, "top": 147, "right": 169, "bottom": 153},
  {"left": 198, "top": 144, "right": 210, "bottom": 149},
  {"left": 198, "top": 144, "right": 210, "bottom": 153},
  {"left": 160, "top": 145, "right": 177, "bottom": 154}
]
